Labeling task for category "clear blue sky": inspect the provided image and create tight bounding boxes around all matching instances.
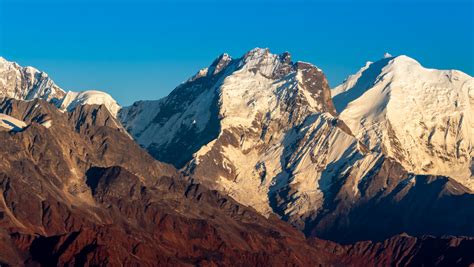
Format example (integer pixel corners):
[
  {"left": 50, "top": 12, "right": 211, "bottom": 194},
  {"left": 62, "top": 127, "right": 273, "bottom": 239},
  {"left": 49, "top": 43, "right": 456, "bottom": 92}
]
[{"left": 1, "top": 0, "right": 473, "bottom": 106}]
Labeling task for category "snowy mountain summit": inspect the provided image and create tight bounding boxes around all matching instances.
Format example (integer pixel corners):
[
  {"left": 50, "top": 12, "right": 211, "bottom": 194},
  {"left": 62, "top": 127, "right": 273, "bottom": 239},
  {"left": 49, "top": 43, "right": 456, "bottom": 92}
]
[
  {"left": 0, "top": 57, "right": 120, "bottom": 117},
  {"left": 59, "top": 90, "right": 120, "bottom": 117},
  {"left": 120, "top": 48, "right": 337, "bottom": 166},
  {"left": 120, "top": 48, "right": 372, "bottom": 221},
  {"left": 0, "top": 56, "right": 66, "bottom": 102},
  {"left": 333, "top": 54, "right": 474, "bottom": 189}
]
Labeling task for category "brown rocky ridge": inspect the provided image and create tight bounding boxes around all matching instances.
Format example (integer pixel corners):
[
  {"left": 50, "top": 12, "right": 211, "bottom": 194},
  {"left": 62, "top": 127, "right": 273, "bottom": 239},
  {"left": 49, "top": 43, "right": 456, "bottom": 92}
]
[{"left": 0, "top": 98, "right": 472, "bottom": 266}]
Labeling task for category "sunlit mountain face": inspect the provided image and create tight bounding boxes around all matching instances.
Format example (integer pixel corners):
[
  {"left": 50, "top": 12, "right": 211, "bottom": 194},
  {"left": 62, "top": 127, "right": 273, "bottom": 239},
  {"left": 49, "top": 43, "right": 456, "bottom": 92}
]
[{"left": 0, "top": 48, "right": 473, "bottom": 266}]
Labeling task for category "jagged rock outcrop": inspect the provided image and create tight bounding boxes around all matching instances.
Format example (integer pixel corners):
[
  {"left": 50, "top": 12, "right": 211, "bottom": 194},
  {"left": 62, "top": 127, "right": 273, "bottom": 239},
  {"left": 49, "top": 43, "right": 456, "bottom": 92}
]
[{"left": 316, "top": 234, "right": 474, "bottom": 267}]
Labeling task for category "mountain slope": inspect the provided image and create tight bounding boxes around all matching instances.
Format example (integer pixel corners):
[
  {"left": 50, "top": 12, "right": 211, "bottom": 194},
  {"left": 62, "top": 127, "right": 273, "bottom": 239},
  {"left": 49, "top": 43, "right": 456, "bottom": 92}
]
[
  {"left": 0, "top": 98, "right": 472, "bottom": 266},
  {"left": 307, "top": 157, "right": 474, "bottom": 243},
  {"left": 320, "top": 234, "right": 474, "bottom": 267},
  {"left": 333, "top": 55, "right": 474, "bottom": 189}
]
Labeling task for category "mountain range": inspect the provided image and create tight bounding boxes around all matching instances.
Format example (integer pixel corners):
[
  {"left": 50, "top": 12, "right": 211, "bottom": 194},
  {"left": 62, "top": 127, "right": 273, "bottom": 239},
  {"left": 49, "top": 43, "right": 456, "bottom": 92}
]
[{"left": 0, "top": 49, "right": 473, "bottom": 266}]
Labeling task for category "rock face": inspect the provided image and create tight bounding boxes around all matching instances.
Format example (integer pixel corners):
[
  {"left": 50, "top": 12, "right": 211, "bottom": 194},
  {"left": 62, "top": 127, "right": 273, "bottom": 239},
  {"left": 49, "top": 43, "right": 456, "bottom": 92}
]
[
  {"left": 121, "top": 49, "right": 474, "bottom": 245},
  {"left": 307, "top": 157, "right": 474, "bottom": 243},
  {"left": 317, "top": 234, "right": 474, "bottom": 267},
  {"left": 333, "top": 55, "right": 474, "bottom": 189}
]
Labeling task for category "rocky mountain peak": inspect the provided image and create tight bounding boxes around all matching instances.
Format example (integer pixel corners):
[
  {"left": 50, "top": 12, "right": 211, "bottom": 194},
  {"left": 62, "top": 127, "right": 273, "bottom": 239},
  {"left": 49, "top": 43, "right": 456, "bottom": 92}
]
[
  {"left": 120, "top": 48, "right": 341, "bottom": 169},
  {"left": 280, "top": 51, "right": 292, "bottom": 63},
  {"left": 237, "top": 48, "right": 294, "bottom": 79},
  {"left": 239, "top": 48, "right": 290, "bottom": 66},
  {"left": 208, "top": 52, "right": 233, "bottom": 76}
]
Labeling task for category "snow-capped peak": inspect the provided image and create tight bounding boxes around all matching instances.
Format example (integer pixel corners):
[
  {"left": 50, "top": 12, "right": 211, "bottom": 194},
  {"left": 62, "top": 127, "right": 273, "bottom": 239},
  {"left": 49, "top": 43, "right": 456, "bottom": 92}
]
[
  {"left": 333, "top": 54, "right": 474, "bottom": 189},
  {"left": 383, "top": 52, "right": 393, "bottom": 58},
  {"left": 59, "top": 90, "right": 121, "bottom": 117},
  {"left": 235, "top": 48, "right": 297, "bottom": 81},
  {"left": 120, "top": 48, "right": 344, "bottom": 218},
  {"left": 390, "top": 54, "right": 421, "bottom": 65},
  {"left": 0, "top": 56, "right": 66, "bottom": 102},
  {"left": 0, "top": 57, "right": 122, "bottom": 117},
  {"left": 120, "top": 47, "right": 336, "bottom": 163},
  {"left": 243, "top": 47, "right": 270, "bottom": 58}
]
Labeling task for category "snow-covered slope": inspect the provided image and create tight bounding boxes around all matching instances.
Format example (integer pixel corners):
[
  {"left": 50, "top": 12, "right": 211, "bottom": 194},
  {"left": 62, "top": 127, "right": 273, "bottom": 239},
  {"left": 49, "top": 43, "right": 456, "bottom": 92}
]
[
  {"left": 59, "top": 90, "right": 121, "bottom": 117},
  {"left": 333, "top": 55, "right": 474, "bottom": 189},
  {"left": 331, "top": 61, "right": 372, "bottom": 99},
  {"left": 0, "top": 57, "right": 66, "bottom": 102},
  {"left": 0, "top": 57, "right": 121, "bottom": 117},
  {"left": 120, "top": 48, "right": 375, "bottom": 221}
]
